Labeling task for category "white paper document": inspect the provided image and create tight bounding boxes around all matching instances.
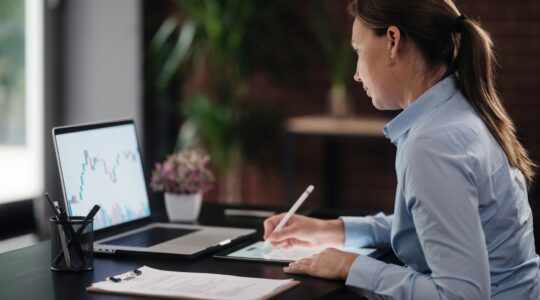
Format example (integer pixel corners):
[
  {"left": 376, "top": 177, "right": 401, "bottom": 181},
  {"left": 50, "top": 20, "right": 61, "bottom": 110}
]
[
  {"left": 88, "top": 266, "right": 295, "bottom": 300},
  {"left": 227, "top": 241, "right": 377, "bottom": 262}
]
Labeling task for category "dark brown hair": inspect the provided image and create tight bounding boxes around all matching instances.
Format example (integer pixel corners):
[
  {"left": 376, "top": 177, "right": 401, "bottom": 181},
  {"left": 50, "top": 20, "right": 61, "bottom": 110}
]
[{"left": 349, "top": 0, "right": 536, "bottom": 187}]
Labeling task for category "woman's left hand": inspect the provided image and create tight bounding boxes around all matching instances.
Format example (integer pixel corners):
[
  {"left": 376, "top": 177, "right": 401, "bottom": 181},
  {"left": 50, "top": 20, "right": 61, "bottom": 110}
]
[{"left": 283, "top": 248, "right": 359, "bottom": 280}]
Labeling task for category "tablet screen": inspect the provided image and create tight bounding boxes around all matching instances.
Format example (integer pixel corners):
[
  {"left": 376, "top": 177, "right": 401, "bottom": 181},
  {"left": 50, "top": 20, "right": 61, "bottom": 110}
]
[{"left": 225, "top": 241, "right": 377, "bottom": 263}]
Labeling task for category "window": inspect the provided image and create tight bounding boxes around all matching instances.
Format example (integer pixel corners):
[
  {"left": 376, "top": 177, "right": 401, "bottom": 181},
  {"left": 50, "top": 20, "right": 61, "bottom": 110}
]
[{"left": 0, "top": 0, "right": 44, "bottom": 203}]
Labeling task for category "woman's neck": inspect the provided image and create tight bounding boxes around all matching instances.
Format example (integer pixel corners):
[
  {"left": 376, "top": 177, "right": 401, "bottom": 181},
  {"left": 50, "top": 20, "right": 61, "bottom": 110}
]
[{"left": 401, "top": 64, "right": 448, "bottom": 109}]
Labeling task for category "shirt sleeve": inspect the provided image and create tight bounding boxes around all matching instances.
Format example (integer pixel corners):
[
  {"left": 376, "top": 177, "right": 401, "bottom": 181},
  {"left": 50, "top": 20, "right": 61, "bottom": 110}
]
[
  {"left": 339, "top": 213, "right": 394, "bottom": 249},
  {"left": 345, "top": 132, "right": 491, "bottom": 299}
]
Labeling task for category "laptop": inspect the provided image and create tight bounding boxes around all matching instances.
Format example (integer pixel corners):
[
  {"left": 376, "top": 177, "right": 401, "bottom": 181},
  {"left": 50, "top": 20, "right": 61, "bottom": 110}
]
[{"left": 52, "top": 119, "right": 256, "bottom": 257}]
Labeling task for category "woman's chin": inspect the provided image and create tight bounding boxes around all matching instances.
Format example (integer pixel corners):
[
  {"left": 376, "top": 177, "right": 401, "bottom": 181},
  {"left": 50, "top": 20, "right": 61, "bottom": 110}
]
[
  {"left": 372, "top": 99, "right": 402, "bottom": 111},
  {"left": 371, "top": 98, "right": 387, "bottom": 110}
]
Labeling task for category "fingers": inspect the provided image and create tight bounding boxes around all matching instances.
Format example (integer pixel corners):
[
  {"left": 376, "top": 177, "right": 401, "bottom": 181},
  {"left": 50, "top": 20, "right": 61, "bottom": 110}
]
[
  {"left": 283, "top": 249, "right": 357, "bottom": 280},
  {"left": 264, "top": 213, "right": 301, "bottom": 241},
  {"left": 284, "top": 257, "right": 314, "bottom": 274},
  {"left": 263, "top": 213, "right": 287, "bottom": 240},
  {"left": 283, "top": 254, "right": 317, "bottom": 275},
  {"left": 288, "top": 238, "right": 311, "bottom": 248},
  {"left": 267, "top": 224, "right": 300, "bottom": 242},
  {"left": 270, "top": 239, "right": 290, "bottom": 248},
  {"left": 283, "top": 264, "right": 303, "bottom": 274},
  {"left": 277, "top": 238, "right": 311, "bottom": 249},
  {"left": 269, "top": 237, "right": 311, "bottom": 249}
]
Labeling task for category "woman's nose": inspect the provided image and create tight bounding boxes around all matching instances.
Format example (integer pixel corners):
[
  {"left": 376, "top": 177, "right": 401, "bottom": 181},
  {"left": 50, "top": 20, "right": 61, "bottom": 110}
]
[{"left": 354, "top": 72, "right": 362, "bottom": 83}]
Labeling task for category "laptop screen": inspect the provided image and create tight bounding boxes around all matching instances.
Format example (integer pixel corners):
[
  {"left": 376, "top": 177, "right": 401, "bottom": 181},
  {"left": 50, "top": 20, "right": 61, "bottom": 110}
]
[{"left": 54, "top": 122, "right": 151, "bottom": 230}]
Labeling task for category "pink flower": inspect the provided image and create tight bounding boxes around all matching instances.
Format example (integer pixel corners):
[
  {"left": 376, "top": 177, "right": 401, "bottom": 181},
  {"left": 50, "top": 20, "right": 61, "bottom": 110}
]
[{"left": 150, "top": 149, "right": 215, "bottom": 194}]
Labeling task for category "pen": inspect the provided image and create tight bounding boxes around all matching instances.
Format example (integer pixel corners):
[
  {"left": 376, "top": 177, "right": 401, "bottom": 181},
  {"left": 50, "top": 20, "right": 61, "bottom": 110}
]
[
  {"left": 57, "top": 223, "right": 72, "bottom": 267},
  {"left": 262, "top": 185, "right": 315, "bottom": 250},
  {"left": 44, "top": 192, "right": 61, "bottom": 221},
  {"left": 54, "top": 204, "right": 100, "bottom": 264},
  {"left": 45, "top": 193, "right": 86, "bottom": 265},
  {"left": 108, "top": 268, "right": 142, "bottom": 282},
  {"left": 45, "top": 193, "right": 72, "bottom": 266}
]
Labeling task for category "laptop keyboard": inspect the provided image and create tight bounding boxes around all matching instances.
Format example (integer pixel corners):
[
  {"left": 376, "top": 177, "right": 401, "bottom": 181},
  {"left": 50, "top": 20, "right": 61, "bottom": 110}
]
[{"left": 102, "top": 227, "right": 198, "bottom": 248}]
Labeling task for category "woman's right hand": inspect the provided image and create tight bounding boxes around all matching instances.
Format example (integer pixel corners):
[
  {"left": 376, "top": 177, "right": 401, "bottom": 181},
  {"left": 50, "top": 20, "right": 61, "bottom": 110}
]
[{"left": 263, "top": 213, "right": 345, "bottom": 249}]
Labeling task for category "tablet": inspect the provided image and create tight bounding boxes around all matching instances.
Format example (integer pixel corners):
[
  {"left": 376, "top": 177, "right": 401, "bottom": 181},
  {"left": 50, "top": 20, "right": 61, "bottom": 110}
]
[{"left": 214, "top": 241, "right": 382, "bottom": 264}]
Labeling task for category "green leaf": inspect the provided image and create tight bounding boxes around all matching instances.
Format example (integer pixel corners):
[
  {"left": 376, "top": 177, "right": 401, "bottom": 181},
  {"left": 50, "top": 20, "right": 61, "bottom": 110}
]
[
  {"left": 156, "top": 20, "right": 196, "bottom": 89},
  {"left": 182, "top": 95, "right": 236, "bottom": 168}
]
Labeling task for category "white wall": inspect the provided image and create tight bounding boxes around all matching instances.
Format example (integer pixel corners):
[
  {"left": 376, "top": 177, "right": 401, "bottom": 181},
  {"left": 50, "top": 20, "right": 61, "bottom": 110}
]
[
  {"left": 62, "top": 0, "right": 142, "bottom": 132},
  {"left": 33, "top": 0, "right": 143, "bottom": 239}
]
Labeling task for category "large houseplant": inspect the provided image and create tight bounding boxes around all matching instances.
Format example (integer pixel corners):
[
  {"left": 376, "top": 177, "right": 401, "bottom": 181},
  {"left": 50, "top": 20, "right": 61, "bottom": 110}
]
[
  {"left": 149, "top": 0, "right": 290, "bottom": 203},
  {"left": 310, "top": 0, "right": 356, "bottom": 117}
]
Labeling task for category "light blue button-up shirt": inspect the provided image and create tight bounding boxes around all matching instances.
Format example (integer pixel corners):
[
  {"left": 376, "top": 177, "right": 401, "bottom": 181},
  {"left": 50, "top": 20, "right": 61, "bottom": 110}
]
[{"left": 341, "top": 75, "right": 539, "bottom": 299}]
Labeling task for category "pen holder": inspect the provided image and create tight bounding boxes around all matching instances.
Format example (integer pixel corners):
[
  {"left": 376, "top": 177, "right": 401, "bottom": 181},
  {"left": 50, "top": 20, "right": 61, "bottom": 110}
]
[{"left": 50, "top": 216, "right": 94, "bottom": 272}]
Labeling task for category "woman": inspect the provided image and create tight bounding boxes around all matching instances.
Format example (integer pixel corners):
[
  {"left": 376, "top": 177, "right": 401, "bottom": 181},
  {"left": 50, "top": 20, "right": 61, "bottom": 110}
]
[{"left": 263, "top": 0, "right": 540, "bottom": 299}]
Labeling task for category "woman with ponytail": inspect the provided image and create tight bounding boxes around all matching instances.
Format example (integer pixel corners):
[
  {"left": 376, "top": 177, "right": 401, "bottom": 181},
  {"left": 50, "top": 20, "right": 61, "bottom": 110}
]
[{"left": 263, "top": 0, "right": 539, "bottom": 298}]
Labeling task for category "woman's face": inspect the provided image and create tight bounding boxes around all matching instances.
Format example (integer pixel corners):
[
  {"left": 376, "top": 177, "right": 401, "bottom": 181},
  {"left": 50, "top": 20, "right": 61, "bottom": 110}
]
[{"left": 351, "top": 18, "right": 403, "bottom": 110}]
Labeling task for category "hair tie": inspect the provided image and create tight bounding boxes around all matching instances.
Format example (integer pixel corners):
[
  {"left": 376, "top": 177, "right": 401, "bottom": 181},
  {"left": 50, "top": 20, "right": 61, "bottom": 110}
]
[{"left": 454, "top": 14, "right": 467, "bottom": 33}]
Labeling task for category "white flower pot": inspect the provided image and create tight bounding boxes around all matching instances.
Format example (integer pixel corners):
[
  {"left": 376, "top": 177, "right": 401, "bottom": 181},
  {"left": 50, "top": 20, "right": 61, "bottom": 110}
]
[{"left": 164, "top": 192, "right": 202, "bottom": 222}]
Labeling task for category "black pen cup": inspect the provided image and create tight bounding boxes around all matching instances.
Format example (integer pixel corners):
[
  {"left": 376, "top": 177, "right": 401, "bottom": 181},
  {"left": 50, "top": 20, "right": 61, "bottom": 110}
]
[{"left": 50, "top": 217, "right": 94, "bottom": 271}]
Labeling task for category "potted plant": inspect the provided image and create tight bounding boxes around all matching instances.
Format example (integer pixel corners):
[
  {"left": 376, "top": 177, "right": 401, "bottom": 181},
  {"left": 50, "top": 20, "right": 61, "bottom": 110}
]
[
  {"left": 148, "top": 0, "right": 293, "bottom": 203},
  {"left": 310, "top": 0, "right": 356, "bottom": 117},
  {"left": 150, "top": 149, "right": 215, "bottom": 222}
]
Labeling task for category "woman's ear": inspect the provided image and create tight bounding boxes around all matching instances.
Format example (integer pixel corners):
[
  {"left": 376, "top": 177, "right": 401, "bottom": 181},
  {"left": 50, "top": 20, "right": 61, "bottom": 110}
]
[{"left": 386, "top": 26, "right": 401, "bottom": 64}]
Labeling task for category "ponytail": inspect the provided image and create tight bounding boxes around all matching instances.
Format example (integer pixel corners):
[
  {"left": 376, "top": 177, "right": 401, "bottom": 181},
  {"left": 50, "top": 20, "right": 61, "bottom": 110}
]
[
  {"left": 456, "top": 18, "right": 536, "bottom": 187},
  {"left": 349, "top": 0, "right": 536, "bottom": 188}
]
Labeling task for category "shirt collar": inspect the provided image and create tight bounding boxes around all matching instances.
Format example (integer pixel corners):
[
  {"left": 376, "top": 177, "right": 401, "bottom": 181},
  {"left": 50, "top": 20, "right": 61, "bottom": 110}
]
[{"left": 383, "top": 75, "right": 459, "bottom": 145}]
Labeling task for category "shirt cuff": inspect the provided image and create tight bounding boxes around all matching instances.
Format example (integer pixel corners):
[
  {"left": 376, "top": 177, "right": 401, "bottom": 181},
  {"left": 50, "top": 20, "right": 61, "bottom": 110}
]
[
  {"left": 345, "top": 254, "right": 385, "bottom": 291},
  {"left": 340, "top": 213, "right": 385, "bottom": 248}
]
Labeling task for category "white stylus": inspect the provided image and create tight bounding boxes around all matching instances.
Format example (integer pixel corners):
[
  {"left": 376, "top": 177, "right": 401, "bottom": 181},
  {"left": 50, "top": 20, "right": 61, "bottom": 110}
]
[{"left": 262, "top": 185, "right": 315, "bottom": 250}]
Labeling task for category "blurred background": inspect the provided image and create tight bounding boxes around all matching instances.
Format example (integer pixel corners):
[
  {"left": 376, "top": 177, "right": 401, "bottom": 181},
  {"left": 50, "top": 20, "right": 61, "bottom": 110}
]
[{"left": 0, "top": 0, "right": 539, "bottom": 253}]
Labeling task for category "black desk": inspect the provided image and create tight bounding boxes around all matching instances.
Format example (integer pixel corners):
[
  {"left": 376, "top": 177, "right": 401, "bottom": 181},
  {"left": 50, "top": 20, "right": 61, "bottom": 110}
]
[{"left": 0, "top": 203, "right": 397, "bottom": 300}]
